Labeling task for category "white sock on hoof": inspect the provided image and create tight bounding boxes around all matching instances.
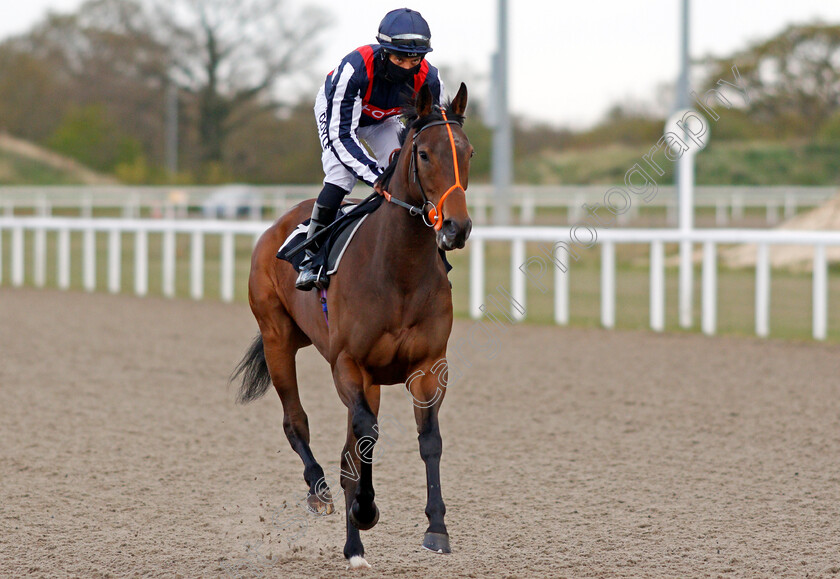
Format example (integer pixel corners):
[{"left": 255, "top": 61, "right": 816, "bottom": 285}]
[{"left": 347, "top": 555, "right": 371, "bottom": 569}]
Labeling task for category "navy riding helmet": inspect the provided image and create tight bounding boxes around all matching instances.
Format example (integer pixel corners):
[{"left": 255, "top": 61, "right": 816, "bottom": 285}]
[{"left": 376, "top": 8, "right": 433, "bottom": 56}]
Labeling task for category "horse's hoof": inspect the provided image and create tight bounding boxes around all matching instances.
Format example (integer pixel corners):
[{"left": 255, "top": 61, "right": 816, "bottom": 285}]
[
  {"left": 306, "top": 491, "right": 335, "bottom": 516},
  {"left": 347, "top": 555, "right": 371, "bottom": 569},
  {"left": 348, "top": 500, "right": 379, "bottom": 530},
  {"left": 422, "top": 532, "right": 451, "bottom": 554}
]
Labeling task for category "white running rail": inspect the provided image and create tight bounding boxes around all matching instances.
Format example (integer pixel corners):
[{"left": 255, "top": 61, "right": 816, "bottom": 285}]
[{"left": 1, "top": 217, "right": 837, "bottom": 340}]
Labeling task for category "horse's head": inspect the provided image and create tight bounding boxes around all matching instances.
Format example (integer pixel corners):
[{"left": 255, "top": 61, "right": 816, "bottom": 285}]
[{"left": 407, "top": 82, "right": 473, "bottom": 251}]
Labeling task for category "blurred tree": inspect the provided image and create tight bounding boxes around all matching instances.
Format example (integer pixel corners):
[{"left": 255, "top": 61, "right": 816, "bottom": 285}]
[
  {"left": 48, "top": 104, "right": 143, "bottom": 172},
  {"left": 0, "top": 0, "right": 328, "bottom": 179},
  {"left": 0, "top": 48, "right": 66, "bottom": 140},
  {"left": 148, "top": 0, "right": 329, "bottom": 164},
  {"left": 818, "top": 110, "right": 840, "bottom": 141},
  {"left": 225, "top": 101, "right": 321, "bottom": 183},
  {"left": 701, "top": 22, "right": 840, "bottom": 137},
  {"left": 3, "top": 1, "right": 170, "bottom": 164}
]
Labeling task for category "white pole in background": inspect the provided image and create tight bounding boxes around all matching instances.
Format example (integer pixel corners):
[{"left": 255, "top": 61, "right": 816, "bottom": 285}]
[
  {"left": 755, "top": 243, "right": 770, "bottom": 338},
  {"left": 58, "top": 228, "right": 70, "bottom": 289},
  {"left": 162, "top": 229, "right": 176, "bottom": 298},
  {"left": 676, "top": 0, "right": 694, "bottom": 330},
  {"left": 166, "top": 81, "right": 179, "bottom": 176},
  {"left": 650, "top": 240, "right": 665, "bottom": 332},
  {"left": 511, "top": 237, "right": 526, "bottom": 321},
  {"left": 135, "top": 230, "right": 148, "bottom": 296},
  {"left": 678, "top": 156, "right": 694, "bottom": 329},
  {"left": 491, "top": 0, "right": 512, "bottom": 225},
  {"left": 108, "top": 229, "right": 121, "bottom": 293},
  {"left": 554, "top": 247, "right": 569, "bottom": 326},
  {"left": 190, "top": 231, "right": 204, "bottom": 299},
  {"left": 601, "top": 241, "right": 615, "bottom": 329},
  {"left": 469, "top": 239, "right": 485, "bottom": 319},
  {"left": 701, "top": 241, "right": 717, "bottom": 335}
]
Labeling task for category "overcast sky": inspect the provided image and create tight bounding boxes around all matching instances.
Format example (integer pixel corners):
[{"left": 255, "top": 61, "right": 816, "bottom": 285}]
[{"left": 3, "top": 0, "right": 840, "bottom": 128}]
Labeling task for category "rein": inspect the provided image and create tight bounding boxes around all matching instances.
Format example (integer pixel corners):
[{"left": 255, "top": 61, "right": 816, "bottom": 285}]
[{"left": 381, "top": 109, "right": 464, "bottom": 230}]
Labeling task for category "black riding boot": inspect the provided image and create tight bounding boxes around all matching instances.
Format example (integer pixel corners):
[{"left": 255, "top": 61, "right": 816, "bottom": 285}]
[{"left": 295, "top": 184, "right": 346, "bottom": 291}]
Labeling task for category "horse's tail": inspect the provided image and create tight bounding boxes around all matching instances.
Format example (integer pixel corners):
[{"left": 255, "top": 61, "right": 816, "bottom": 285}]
[{"left": 231, "top": 333, "right": 272, "bottom": 404}]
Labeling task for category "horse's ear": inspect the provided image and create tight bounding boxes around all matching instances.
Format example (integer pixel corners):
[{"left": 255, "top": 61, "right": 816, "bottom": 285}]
[
  {"left": 451, "top": 82, "right": 468, "bottom": 117},
  {"left": 416, "top": 84, "right": 434, "bottom": 117}
]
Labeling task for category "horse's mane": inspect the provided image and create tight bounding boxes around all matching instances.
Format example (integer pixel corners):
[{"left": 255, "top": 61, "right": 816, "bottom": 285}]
[{"left": 376, "top": 99, "right": 466, "bottom": 191}]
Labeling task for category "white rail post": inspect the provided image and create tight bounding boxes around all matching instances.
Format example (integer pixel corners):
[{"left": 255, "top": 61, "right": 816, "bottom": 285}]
[
  {"left": 784, "top": 194, "right": 797, "bottom": 220},
  {"left": 81, "top": 193, "right": 93, "bottom": 218},
  {"left": 569, "top": 194, "right": 584, "bottom": 222},
  {"left": 34, "top": 224, "right": 46, "bottom": 288},
  {"left": 554, "top": 244, "right": 569, "bottom": 326},
  {"left": 755, "top": 243, "right": 770, "bottom": 337},
  {"left": 162, "top": 229, "right": 176, "bottom": 298},
  {"left": 58, "top": 228, "right": 70, "bottom": 289},
  {"left": 511, "top": 238, "right": 526, "bottom": 321},
  {"left": 108, "top": 229, "right": 121, "bottom": 293},
  {"left": 732, "top": 193, "right": 744, "bottom": 221},
  {"left": 766, "top": 200, "right": 779, "bottom": 225},
  {"left": 601, "top": 241, "right": 615, "bottom": 329},
  {"left": 628, "top": 202, "right": 639, "bottom": 223},
  {"left": 12, "top": 226, "right": 24, "bottom": 286},
  {"left": 190, "top": 230, "right": 204, "bottom": 299},
  {"left": 221, "top": 231, "right": 235, "bottom": 303},
  {"left": 83, "top": 228, "right": 96, "bottom": 291},
  {"left": 249, "top": 196, "right": 262, "bottom": 221},
  {"left": 274, "top": 191, "right": 289, "bottom": 219},
  {"left": 701, "top": 241, "right": 717, "bottom": 335},
  {"left": 123, "top": 193, "right": 139, "bottom": 219},
  {"left": 813, "top": 245, "right": 827, "bottom": 341},
  {"left": 617, "top": 207, "right": 630, "bottom": 227},
  {"left": 650, "top": 240, "right": 665, "bottom": 332},
  {"left": 521, "top": 193, "right": 535, "bottom": 224},
  {"left": 135, "top": 229, "right": 148, "bottom": 296},
  {"left": 0, "top": 226, "right": 3, "bottom": 284},
  {"left": 715, "top": 197, "right": 728, "bottom": 226},
  {"left": 473, "top": 197, "right": 487, "bottom": 225},
  {"left": 469, "top": 238, "right": 485, "bottom": 319},
  {"left": 679, "top": 240, "right": 693, "bottom": 329}
]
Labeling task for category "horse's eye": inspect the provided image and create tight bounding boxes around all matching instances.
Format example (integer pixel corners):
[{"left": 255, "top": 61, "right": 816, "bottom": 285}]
[
  {"left": 470, "top": 150, "right": 476, "bottom": 158},
  {"left": 418, "top": 151, "right": 429, "bottom": 161}
]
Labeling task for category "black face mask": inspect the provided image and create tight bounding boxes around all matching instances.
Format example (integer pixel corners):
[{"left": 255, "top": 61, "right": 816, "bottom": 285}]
[{"left": 384, "top": 59, "right": 421, "bottom": 85}]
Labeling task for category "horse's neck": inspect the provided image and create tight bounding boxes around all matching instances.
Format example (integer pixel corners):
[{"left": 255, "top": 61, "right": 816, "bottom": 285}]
[{"left": 371, "top": 183, "right": 441, "bottom": 286}]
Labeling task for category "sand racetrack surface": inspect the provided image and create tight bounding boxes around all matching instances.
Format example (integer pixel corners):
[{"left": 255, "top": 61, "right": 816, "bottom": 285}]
[{"left": 2, "top": 287, "right": 840, "bottom": 578}]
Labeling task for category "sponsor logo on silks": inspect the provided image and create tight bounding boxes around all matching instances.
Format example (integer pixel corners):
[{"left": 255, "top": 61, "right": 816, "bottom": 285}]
[
  {"left": 318, "top": 111, "right": 329, "bottom": 148},
  {"left": 361, "top": 103, "right": 401, "bottom": 120}
]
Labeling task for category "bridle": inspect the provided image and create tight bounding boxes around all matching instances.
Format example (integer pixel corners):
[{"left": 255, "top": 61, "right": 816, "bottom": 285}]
[{"left": 381, "top": 109, "right": 465, "bottom": 231}]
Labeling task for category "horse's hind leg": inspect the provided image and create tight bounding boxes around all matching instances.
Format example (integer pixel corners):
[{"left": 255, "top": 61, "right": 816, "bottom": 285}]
[{"left": 257, "top": 306, "right": 335, "bottom": 515}]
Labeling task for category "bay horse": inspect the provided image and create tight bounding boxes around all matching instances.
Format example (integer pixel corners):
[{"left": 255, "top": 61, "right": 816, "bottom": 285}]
[{"left": 233, "top": 83, "right": 472, "bottom": 569}]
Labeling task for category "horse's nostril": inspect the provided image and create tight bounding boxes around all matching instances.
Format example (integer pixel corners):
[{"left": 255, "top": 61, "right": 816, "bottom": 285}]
[{"left": 443, "top": 219, "right": 458, "bottom": 235}]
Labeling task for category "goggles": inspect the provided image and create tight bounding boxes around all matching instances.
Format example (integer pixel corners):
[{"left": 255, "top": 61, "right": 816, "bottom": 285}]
[{"left": 377, "top": 33, "right": 431, "bottom": 50}]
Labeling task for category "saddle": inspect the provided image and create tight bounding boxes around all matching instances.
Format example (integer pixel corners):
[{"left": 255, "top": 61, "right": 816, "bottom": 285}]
[
  {"left": 276, "top": 196, "right": 453, "bottom": 289},
  {"left": 276, "top": 197, "right": 384, "bottom": 288}
]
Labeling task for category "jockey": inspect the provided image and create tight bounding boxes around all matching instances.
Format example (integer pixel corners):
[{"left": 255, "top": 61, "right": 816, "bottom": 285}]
[{"left": 295, "top": 7, "right": 446, "bottom": 291}]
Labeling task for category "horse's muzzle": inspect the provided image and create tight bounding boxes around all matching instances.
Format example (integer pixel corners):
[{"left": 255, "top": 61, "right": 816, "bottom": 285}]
[{"left": 437, "top": 217, "right": 472, "bottom": 251}]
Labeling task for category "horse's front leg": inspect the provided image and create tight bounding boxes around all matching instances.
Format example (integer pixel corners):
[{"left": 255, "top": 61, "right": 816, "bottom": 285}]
[
  {"left": 408, "top": 364, "right": 450, "bottom": 554},
  {"left": 333, "top": 353, "right": 380, "bottom": 568}
]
